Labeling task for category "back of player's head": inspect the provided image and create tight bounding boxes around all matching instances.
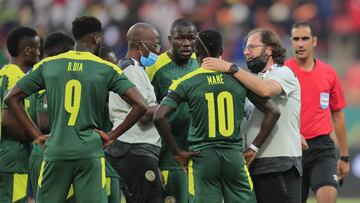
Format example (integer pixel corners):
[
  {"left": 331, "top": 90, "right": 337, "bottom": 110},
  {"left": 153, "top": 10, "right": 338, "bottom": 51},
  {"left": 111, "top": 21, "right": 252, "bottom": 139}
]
[
  {"left": 291, "top": 21, "right": 316, "bottom": 36},
  {"left": 170, "top": 18, "right": 196, "bottom": 35},
  {"left": 196, "top": 29, "right": 223, "bottom": 58},
  {"left": 6, "top": 26, "right": 38, "bottom": 57},
  {"left": 43, "top": 32, "right": 74, "bottom": 57},
  {"left": 246, "top": 28, "right": 286, "bottom": 65},
  {"left": 72, "top": 16, "right": 102, "bottom": 40}
]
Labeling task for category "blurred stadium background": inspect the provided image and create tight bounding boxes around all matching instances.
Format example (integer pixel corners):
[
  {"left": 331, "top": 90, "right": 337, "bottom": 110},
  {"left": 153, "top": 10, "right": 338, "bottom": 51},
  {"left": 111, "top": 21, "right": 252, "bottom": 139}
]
[{"left": 0, "top": 0, "right": 359, "bottom": 201}]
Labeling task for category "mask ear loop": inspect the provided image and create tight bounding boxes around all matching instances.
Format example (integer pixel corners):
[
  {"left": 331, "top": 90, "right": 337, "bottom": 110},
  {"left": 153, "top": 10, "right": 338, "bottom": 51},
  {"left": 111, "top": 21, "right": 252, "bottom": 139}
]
[{"left": 196, "top": 34, "right": 211, "bottom": 57}]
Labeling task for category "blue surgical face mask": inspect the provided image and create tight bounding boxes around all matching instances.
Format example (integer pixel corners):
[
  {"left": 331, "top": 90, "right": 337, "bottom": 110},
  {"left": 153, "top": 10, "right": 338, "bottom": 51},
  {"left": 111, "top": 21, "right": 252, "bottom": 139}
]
[{"left": 140, "top": 51, "right": 158, "bottom": 67}]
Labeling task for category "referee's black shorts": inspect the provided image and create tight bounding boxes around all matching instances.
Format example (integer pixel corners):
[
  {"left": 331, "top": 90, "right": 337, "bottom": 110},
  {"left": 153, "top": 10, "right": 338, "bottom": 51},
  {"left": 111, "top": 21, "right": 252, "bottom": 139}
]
[{"left": 302, "top": 135, "right": 339, "bottom": 201}]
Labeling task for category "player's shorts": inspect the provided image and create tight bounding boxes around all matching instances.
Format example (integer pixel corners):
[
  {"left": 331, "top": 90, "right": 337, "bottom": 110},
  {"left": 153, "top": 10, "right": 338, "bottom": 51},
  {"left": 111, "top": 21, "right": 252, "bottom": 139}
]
[
  {"left": 251, "top": 166, "right": 301, "bottom": 203},
  {"left": 29, "top": 152, "right": 76, "bottom": 202},
  {"left": 108, "top": 151, "right": 163, "bottom": 203},
  {"left": 0, "top": 172, "right": 28, "bottom": 203},
  {"left": 106, "top": 176, "right": 121, "bottom": 203},
  {"left": 302, "top": 135, "right": 339, "bottom": 201},
  {"left": 29, "top": 153, "right": 43, "bottom": 196},
  {"left": 188, "top": 147, "right": 256, "bottom": 203},
  {"left": 36, "top": 158, "right": 107, "bottom": 203},
  {"left": 161, "top": 168, "right": 188, "bottom": 203}
]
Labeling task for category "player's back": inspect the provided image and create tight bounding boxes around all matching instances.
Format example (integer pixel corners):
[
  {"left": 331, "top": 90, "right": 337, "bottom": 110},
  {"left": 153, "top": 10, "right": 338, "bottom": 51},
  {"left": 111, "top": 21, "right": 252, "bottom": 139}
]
[
  {"left": 169, "top": 67, "right": 247, "bottom": 151},
  {"left": 22, "top": 50, "right": 133, "bottom": 161}
]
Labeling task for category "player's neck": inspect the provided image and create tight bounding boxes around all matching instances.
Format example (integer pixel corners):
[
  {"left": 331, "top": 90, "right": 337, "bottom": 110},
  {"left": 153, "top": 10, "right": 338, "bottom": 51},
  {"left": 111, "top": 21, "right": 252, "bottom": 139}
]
[
  {"left": 9, "top": 58, "right": 27, "bottom": 73},
  {"left": 126, "top": 50, "right": 141, "bottom": 62},
  {"left": 167, "top": 50, "right": 188, "bottom": 66},
  {"left": 295, "top": 57, "right": 315, "bottom": 72},
  {"left": 74, "top": 42, "right": 96, "bottom": 54}
]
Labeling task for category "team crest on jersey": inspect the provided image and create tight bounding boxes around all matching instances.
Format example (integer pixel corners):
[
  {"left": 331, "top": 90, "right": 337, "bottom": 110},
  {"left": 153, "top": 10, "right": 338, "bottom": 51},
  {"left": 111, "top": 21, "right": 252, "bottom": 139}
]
[{"left": 320, "top": 92, "right": 329, "bottom": 110}]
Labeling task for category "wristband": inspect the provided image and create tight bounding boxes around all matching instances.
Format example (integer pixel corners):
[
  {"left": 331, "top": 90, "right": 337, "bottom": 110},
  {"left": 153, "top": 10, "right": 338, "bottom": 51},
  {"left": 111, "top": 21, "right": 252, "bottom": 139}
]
[{"left": 249, "top": 144, "right": 259, "bottom": 153}]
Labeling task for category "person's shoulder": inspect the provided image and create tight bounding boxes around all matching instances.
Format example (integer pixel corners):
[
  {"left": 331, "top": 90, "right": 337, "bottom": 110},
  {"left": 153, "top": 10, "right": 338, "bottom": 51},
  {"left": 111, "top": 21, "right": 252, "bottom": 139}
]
[
  {"left": 170, "top": 67, "right": 213, "bottom": 89},
  {"left": 315, "top": 59, "right": 337, "bottom": 75},
  {"left": 283, "top": 58, "right": 298, "bottom": 69},
  {"left": 146, "top": 51, "right": 171, "bottom": 80}
]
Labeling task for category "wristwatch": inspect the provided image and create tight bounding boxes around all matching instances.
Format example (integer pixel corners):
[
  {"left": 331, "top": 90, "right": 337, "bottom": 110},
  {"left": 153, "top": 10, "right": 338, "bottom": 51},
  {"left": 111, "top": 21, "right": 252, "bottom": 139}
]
[
  {"left": 340, "top": 156, "right": 350, "bottom": 163},
  {"left": 228, "top": 64, "right": 240, "bottom": 75}
]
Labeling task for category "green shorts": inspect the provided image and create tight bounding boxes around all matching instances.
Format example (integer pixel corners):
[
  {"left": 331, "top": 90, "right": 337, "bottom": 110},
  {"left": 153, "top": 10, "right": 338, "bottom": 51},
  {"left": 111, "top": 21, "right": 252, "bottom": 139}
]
[
  {"left": 0, "top": 172, "right": 28, "bottom": 203},
  {"left": 106, "top": 176, "right": 121, "bottom": 203},
  {"left": 36, "top": 158, "right": 107, "bottom": 203},
  {"left": 161, "top": 168, "right": 188, "bottom": 203},
  {"left": 188, "top": 148, "right": 256, "bottom": 203}
]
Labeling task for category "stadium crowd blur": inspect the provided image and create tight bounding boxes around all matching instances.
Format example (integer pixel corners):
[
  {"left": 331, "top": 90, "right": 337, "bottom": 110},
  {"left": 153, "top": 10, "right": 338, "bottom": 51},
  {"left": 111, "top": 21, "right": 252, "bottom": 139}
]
[{"left": 1, "top": 0, "right": 360, "bottom": 197}]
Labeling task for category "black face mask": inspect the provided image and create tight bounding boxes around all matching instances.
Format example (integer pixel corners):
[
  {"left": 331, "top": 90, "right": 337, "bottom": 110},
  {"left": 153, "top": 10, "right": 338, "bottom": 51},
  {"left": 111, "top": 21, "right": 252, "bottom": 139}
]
[{"left": 246, "top": 51, "right": 269, "bottom": 73}]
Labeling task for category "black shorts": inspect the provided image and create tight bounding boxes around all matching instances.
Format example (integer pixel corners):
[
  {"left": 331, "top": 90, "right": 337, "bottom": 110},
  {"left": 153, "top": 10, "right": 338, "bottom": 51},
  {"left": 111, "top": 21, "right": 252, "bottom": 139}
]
[
  {"left": 302, "top": 135, "right": 339, "bottom": 201},
  {"left": 251, "top": 166, "right": 301, "bottom": 203}
]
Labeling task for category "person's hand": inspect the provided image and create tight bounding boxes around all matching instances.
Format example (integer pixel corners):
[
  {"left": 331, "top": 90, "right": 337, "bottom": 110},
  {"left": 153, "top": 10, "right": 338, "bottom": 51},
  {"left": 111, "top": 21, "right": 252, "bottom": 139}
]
[
  {"left": 301, "top": 135, "right": 309, "bottom": 150},
  {"left": 35, "top": 134, "right": 49, "bottom": 148},
  {"left": 174, "top": 150, "right": 200, "bottom": 172},
  {"left": 202, "top": 57, "right": 233, "bottom": 72},
  {"left": 95, "top": 129, "right": 114, "bottom": 148},
  {"left": 338, "top": 159, "right": 350, "bottom": 179},
  {"left": 244, "top": 148, "right": 257, "bottom": 168}
]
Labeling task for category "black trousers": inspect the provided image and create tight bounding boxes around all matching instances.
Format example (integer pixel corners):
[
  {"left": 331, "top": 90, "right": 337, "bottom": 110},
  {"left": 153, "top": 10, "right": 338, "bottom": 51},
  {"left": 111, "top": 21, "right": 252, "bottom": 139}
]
[
  {"left": 252, "top": 167, "right": 301, "bottom": 203},
  {"left": 108, "top": 151, "right": 163, "bottom": 203}
]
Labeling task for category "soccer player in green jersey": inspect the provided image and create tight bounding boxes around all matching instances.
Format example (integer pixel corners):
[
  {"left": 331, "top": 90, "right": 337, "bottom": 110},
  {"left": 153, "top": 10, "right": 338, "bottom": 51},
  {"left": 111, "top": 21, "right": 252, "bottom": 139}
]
[
  {"left": 0, "top": 26, "right": 40, "bottom": 203},
  {"left": 146, "top": 18, "right": 198, "bottom": 203},
  {"left": 27, "top": 31, "right": 77, "bottom": 202},
  {"left": 4, "top": 16, "right": 146, "bottom": 203},
  {"left": 154, "top": 29, "right": 281, "bottom": 203}
]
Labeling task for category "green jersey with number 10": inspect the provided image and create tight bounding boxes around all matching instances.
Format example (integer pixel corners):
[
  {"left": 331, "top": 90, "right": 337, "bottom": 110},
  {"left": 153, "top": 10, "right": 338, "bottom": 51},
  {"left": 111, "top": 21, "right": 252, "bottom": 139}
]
[
  {"left": 17, "top": 51, "right": 134, "bottom": 161},
  {"left": 162, "top": 68, "right": 247, "bottom": 151}
]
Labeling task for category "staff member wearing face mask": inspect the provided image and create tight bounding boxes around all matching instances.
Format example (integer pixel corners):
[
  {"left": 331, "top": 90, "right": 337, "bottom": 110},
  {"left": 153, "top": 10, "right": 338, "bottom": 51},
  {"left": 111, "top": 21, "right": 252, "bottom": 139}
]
[
  {"left": 202, "top": 28, "right": 302, "bottom": 203},
  {"left": 105, "top": 22, "right": 163, "bottom": 203}
]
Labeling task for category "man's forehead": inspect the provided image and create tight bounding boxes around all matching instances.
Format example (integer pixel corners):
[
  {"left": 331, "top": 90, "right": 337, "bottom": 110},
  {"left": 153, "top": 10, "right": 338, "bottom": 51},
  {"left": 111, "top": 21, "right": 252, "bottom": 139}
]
[
  {"left": 247, "top": 32, "right": 262, "bottom": 44},
  {"left": 172, "top": 25, "right": 196, "bottom": 35},
  {"left": 291, "top": 27, "right": 312, "bottom": 36}
]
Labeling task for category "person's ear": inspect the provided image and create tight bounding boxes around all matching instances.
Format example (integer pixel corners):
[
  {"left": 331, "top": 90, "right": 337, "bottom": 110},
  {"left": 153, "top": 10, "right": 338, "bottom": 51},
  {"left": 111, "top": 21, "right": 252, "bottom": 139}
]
[
  {"left": 94, "top": 33, "right": 102, "bottom": 45},
  {"left": 24, "top": 46, "right": 31, "bottom": 56},
  {"left": 168, "top": 35, "right": 172, "bottom": 43},
  {"left": 313, "top": 36, "right": 318, "bottom": 48}
]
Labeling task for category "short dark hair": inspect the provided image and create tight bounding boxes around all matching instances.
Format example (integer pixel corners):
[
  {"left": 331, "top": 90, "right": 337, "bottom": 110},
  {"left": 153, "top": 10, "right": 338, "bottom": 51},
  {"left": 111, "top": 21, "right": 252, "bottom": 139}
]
[
  {"left": 6, "top": 26, "right": 37, "bottom": 57},
  {"left": 196, "top": 29, "right": 222, "bottom": 58},
  {"left": 72, "top": 16, "right": 102, "bottom": 40},
  {"left": 291, "top": 21, "right": 316, "bottom": 36},
  {"left": 170, "top": 18, "right": 196, "bottom": 34},
  {"left": 43, "top": 32, "right": 74, "bottom": 56},
  {"left": 246, "top": 28, "right": 286, "bottom": 65}
]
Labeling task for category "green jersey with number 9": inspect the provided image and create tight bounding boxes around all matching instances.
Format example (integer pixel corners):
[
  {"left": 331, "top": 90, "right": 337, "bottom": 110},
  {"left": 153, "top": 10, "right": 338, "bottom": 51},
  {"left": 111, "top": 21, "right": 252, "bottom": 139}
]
[
  {"left": 17, "top": 51, "right": 134, "bottom": 161},
  {"left": 161, "top": 67, "right": 247, "bottom": 151}
]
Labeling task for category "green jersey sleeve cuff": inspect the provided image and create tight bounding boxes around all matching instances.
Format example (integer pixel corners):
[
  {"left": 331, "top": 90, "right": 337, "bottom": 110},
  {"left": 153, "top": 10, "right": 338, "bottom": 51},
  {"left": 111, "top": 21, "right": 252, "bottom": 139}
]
[
  {"left": 117, "top": 81, "right": 136, "bottom": 96},
  {"left": 160, "top": 96, "right": 179, "bottom": 109}
]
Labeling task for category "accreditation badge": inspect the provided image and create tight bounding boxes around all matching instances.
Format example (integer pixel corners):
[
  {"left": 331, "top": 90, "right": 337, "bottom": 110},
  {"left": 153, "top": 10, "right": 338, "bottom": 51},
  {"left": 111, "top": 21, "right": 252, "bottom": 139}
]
[{"left": 320, "top": 92, "right": 330, "bottom": 109}]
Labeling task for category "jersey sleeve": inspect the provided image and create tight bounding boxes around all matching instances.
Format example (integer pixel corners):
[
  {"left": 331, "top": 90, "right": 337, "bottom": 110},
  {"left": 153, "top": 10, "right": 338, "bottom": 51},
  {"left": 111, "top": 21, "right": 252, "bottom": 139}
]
[
  {"left": 269, "top": 67, "right": 298, "bottom": 97},
  {"left": 329, "top": 71, "right": 346, "bottom": 111},
  {"left": 108, "top": 69, "right": 135, "bottom": 96},
  {"left": 17, "top": 65, "right": 45, "bottom": 96}
]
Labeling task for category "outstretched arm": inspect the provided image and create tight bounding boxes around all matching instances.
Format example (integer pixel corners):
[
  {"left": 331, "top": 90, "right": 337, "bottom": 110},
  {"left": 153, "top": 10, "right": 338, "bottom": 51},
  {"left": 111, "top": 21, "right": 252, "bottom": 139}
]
[
  {"left": 4, "top": 86, "right": 47, "bottom": 146},
  {"left": 202, "top": 57, "right": 282, "bottom": 97}
]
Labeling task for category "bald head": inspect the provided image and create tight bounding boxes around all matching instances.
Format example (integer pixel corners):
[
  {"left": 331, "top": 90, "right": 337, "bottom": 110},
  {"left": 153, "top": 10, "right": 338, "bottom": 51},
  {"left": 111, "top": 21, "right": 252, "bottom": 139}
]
[{"left": 127, "top": 23, "right": 160, "bottom": 50}]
